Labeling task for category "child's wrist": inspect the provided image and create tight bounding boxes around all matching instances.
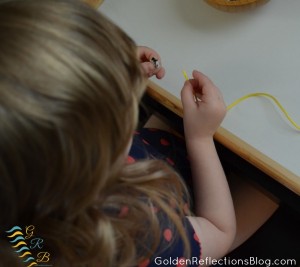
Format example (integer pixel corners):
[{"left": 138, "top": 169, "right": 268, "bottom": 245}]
[{"left": 186, "top": 136, "right": 214, "bottom": 148}]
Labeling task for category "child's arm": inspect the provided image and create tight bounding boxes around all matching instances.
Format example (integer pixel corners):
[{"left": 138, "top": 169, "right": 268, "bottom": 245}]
[{"left": 182, "top": 70, "right": 236, "bottom": 262}]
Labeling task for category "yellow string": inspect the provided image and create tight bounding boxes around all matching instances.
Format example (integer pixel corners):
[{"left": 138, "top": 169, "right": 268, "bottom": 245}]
[
  {"left": 227, "top": 93, "right": 300, "bottom": 130},
  {"left": 182, "top": 70, "right": 300, "bottom": 130},
  {"left": 183, "top": 70, "right": 189, "bottom": 81}
]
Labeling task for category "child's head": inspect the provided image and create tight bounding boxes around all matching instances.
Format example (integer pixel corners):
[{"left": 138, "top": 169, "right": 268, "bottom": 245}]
[
  {"left": 0, "top": 0, "right": 146, "bottom": 259},
  {"left": 0, "top": 0, "right": 146, "bottom": 217},
  {"left": 0, "top": 0, "right": 189, "bottom": 266}
]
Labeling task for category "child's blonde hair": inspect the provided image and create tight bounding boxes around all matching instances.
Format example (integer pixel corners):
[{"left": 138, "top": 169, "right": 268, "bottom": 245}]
[{"left": 0, "top": 0, "right": 190, "bottom": 266}]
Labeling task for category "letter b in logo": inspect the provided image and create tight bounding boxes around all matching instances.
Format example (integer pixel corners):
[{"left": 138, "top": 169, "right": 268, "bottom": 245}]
[{"left": 36, "top": 252, "right": 51, "bottom": 263}]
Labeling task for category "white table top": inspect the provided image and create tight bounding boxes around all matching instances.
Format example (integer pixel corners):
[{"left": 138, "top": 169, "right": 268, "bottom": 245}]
[{"left": 100, "top": 0, "right": 300, "bottom": 191}]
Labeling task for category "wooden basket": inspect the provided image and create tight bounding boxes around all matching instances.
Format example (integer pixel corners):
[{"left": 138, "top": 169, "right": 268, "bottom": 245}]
[
  {"left": 83, "top": 0, "right": 104, "bottom": 9},
  {"left": 204, "top": 0, "right": 270, "bottom": 12}
]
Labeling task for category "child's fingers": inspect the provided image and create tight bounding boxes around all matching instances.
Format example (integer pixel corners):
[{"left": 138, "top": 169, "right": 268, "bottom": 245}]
[
  {"left": 181, "top": 80, "right": 198, "bottom": 109},
  {"left": 137, "top": 46, "right": 161, "bottom": 63},
  {"left": 155, "top": 67, "right": 165, "bottom": 79},
  {"left": 137, "top": 46, "right": 165, "bottom": 78},
  {"left": 141, "top": 62, "right": 165, "bottom": 78},
  {"left": 141, "top": 62, "right": 154, "bottom": 76},
  {"left": 192, "top": 70, "right": 214, "bottom": 89},
  {"left": 192, "top": 70, "right": 223, "bottom": 102}
]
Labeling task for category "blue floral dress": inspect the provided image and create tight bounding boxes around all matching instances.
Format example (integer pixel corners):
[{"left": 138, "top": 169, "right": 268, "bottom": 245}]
[{"left": 128, "top": 128, "right": 202, "bottom": 267}]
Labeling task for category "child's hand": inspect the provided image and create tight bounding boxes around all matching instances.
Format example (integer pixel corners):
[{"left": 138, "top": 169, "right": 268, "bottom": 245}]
[
  {"left": 137, "top": 46, "right": 165, "bottom": 79},
  {"left": 181, "top": 70, "right": 226, "bottom": 142}
]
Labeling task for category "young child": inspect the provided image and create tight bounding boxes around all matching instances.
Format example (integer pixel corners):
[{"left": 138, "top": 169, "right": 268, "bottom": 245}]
[{"left": 0, "top": 0, "right": 238, "bottom": 266}]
